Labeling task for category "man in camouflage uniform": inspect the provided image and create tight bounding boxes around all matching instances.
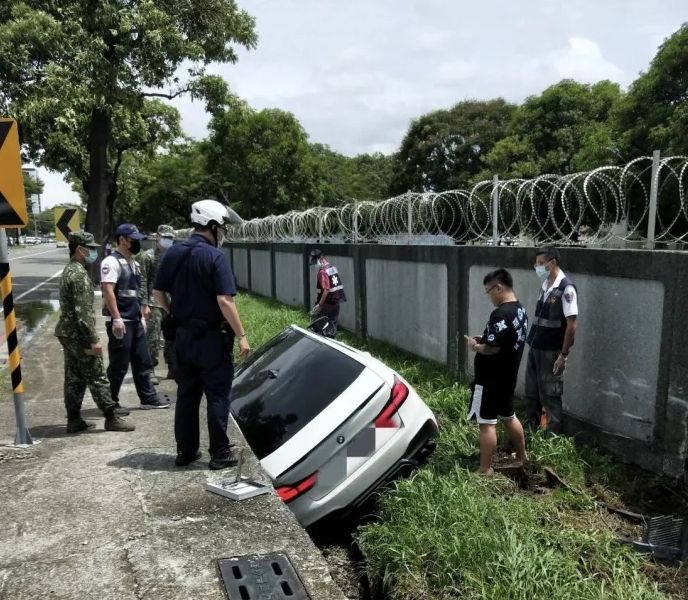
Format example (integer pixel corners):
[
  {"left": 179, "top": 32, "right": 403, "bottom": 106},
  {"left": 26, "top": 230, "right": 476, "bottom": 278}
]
[
  {"left": 55, "top": 231, "right": 135, "bottom": 433},
  {"left": 140, "top": 224, "right": 176, "bottom": 382}
]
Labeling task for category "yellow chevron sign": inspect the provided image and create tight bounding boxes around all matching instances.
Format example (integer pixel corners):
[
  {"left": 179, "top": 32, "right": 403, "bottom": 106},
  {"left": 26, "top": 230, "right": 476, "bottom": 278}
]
[
  {"left": 0, "top": 119, "right": 29, "bottom": 228},
  {"left": 54, "top": 207, "right": 80, "bottom": 242}
]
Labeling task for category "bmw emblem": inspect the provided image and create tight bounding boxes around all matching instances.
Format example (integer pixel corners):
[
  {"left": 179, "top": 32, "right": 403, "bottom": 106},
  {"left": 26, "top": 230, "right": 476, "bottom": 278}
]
[{"left": 336, "top": 435, "right": 345, "bottom": 444}]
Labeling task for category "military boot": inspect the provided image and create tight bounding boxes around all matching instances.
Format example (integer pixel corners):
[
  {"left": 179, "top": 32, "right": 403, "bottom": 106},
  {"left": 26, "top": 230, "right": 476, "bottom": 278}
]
[
  {"left": 66, "top": 419, "right": 96, "bottom": 433},
  {"left": 104, "top": 411, "right": 135, "bottom": 432}
]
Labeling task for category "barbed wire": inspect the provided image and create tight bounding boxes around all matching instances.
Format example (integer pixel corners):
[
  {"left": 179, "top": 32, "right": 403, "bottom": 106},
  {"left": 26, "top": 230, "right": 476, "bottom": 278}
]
[{"left": 228, "top": 155, "right": 688, "bottom": 246}]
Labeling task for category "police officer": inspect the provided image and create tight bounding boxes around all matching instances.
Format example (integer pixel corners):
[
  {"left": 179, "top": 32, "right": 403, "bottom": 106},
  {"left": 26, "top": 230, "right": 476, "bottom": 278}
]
[
  {"left": 140, "top": 224, "right": 176, "bottom": 383},
  {"left": 153, "top": 199, "right": 250, "bottom": 470},
  {"left": 524, "top": 247, "right": 579, "bottom": 434},
  {"left": 101, "top": 223, "right": 170, "bottom": 410},
  {"left": 55, "top": 231, "right": 134, "bottom": 433},
  {"left": 309, "top": 249, "right": 346, "bottom": 336}
]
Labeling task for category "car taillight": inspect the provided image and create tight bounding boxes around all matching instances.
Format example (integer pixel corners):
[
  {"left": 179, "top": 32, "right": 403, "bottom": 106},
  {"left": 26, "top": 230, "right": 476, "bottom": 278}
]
[
  {"left": 275, "top": 472, "right": 318, "bottom": 503},
  {"left": 374, "top": 377, "right": 409, "bottom": 428}
]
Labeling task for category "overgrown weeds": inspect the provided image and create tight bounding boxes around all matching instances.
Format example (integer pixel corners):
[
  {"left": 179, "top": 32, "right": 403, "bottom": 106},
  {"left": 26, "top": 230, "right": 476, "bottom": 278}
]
[{"left": 236, "top": 293, "right": 684, "bottom": 600}]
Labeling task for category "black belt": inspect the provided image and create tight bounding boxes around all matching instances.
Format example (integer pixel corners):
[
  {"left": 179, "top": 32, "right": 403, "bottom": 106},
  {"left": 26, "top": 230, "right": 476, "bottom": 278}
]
[{"left": 178, "top": 318, "right": 224, "bottom": 332}]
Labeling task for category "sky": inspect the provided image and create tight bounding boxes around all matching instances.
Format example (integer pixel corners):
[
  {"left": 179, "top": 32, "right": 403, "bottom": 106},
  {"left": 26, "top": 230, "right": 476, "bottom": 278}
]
[{"left": 37, "top": 0, "right": 686, "bottom": 208}]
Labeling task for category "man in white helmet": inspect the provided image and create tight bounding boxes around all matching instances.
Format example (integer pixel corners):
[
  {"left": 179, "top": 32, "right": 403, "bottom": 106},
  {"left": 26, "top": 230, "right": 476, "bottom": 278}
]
[{"left": 152, "top": 199, "right": 251, "bottom": 470}]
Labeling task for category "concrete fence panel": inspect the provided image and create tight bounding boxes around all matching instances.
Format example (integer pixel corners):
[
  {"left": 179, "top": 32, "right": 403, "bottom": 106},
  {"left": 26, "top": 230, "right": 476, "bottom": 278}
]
[
  {"left": 249, "top": 249, "right": 272, "bottom": 298},
  {"left": 275, "top": 251, "right": 305, "bottom": 307},
  {"left": 232, "top": 246, "right": 249, "bottom": 289},
  {"left": 366, "top": 258, "right": 448, "bottom": 363}
]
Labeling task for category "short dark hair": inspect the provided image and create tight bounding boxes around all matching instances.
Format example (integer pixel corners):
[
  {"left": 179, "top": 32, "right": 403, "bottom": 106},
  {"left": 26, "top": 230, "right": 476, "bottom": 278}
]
[
  {"left": 483, "top": 268, "right": 513, "bottom": 288},
  {"left": 535, "top": 246, "right": 560, "bottom": 265}
]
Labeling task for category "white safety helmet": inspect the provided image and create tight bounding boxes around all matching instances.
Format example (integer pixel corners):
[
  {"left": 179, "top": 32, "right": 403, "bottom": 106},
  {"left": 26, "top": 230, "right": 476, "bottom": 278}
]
[{"left": 190, "top": 199, "right": 230, "bottom": 228}]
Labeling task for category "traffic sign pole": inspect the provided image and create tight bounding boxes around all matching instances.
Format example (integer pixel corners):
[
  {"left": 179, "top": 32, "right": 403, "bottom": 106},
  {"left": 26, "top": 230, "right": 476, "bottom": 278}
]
[
  {"left": 0, "top": 229, "right": 34, "bottom": 446},
  {"left": 0, "top": 118, "right": 36, "bottom": 447}
]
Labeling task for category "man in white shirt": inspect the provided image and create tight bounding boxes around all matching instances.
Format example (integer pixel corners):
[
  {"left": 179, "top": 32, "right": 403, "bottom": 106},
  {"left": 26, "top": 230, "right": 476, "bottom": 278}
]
[
  {"left": 101, "top": 223, "right": 169, "bottom": 411},
  {"left": 524, "top": 247, "right": 578, "bottom": 434}
]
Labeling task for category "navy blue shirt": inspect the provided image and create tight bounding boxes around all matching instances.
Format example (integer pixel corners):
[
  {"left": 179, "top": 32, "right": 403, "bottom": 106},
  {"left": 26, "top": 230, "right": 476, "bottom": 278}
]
[{"left": 154, "top": 234, "right": 236, "bottom": 323}]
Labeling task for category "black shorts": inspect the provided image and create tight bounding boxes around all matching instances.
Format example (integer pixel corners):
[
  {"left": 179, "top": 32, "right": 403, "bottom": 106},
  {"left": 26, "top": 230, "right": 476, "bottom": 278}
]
[{"left": 467, "top": 382, "right": 515, "bottom": 425}]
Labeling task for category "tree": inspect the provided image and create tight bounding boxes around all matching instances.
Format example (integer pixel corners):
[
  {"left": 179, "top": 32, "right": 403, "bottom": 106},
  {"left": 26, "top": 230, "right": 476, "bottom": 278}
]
[
  {"left": 0, "top": 1, "right": 257, "bottom": 244},
  {"left": 485, "top": 80, "right": 622, "bottom": 179},
  {"left": 614, "top": 23, "right": 688, "bottom": 157},
  {"left": 389, "top": 99, "right": 516, "bottom": 194},
  {"left": 206, "top": 104, "right": 326, "bottom": 218}
]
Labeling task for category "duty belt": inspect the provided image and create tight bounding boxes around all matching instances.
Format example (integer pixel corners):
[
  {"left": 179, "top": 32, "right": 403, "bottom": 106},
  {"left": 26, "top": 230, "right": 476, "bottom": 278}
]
[
  {"left": 533, "top": 316, "right": 561, "bottom": 328},
  {"left": 118, "top": 290, "right": 138, "bottom": 298}
]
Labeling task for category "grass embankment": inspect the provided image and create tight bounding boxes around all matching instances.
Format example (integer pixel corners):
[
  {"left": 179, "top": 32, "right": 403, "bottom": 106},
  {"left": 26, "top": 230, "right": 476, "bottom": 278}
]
[{"left": 236, "top": 293, "right": 686, "bottom": 600}]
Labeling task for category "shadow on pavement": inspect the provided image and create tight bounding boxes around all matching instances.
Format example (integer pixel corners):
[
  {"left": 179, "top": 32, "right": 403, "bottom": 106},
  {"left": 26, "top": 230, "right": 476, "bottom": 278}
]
[
  {"left": 29, "top": 424, "right": 107, "bottom": 439},
  {"left": 107, "top": 451, "right": 207, "bottom": 472}
]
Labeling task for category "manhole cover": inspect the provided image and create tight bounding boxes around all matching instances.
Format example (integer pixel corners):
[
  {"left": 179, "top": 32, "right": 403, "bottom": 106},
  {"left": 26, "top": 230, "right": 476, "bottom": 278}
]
[{"left": 218, "top": 553, "right": 310, "bottom": 599}]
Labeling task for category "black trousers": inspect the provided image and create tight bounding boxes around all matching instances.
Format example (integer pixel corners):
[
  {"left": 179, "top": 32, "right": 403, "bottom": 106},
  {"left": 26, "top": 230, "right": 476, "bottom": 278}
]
[
  {"left": 174, "top": 327, "right": 234, "bottom": 458},
  {"left": 106, "top": 320, "right": 157, "bottom": 404}
]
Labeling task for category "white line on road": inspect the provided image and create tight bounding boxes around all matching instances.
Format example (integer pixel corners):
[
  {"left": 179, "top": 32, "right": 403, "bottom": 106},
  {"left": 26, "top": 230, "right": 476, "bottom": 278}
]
[
  {"left": 0, "top": 268, "right": 64, "bottom": 314},
  {"left": 10, "top": 248, "right": 64, "bottom": 261}
]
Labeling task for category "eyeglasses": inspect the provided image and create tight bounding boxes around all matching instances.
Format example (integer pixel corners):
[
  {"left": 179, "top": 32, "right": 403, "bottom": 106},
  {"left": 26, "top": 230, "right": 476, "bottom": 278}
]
[{"left": 484, "top": 284, "right": 498, "bottom": 295}]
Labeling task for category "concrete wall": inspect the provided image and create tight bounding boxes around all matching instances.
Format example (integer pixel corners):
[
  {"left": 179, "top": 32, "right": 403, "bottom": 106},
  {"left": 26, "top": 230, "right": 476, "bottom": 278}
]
[
  {"left": 309, "top": 255, "right": 356, "bottom": 332},
  {"left": 232, "top": 247, "right": 249, "bottom": 289},
  {"left": 366, "top": 259, "right": 448, "bottom": 363},
  {"left": 276, "top": 251, "right": 304, "bottom": 307},
  {"left": 249, "top": 249, "right": 272, "bottom": 298},
  {"left": 229, "top": 242, "right": 688, "bottom": 478}
]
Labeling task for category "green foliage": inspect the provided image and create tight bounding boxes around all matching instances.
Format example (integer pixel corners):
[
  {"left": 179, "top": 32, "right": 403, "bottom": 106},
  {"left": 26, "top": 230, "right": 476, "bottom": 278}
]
[
  {"left": 486, "top": 80, "right": 623, "bottom": 178},
  {"left": 615, "top": 23, "right": 688, "bottom": 156},
  {"left": 390, "top": 99, "right": 515, "bottom": 193},
  {"left": 205, "top": 103, "right": 330, "bottom": 218},
  {"left": 0, "top": 0, "right": 257, "bottom": 240}
]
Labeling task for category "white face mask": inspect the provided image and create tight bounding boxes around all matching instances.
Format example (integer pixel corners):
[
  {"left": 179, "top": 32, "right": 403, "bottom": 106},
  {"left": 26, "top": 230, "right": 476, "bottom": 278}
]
[
  {"left": 159, "top": 238, "right": 173, "bottom": 250},
  {"left": 216, "top": 229, "right": 226, "bottom": 247}
]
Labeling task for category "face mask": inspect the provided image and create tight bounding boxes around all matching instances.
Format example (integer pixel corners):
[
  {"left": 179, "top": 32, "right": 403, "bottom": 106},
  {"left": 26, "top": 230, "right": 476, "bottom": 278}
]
[
  {"left": 159, "top": 238, "right": 173, "bottom": 250},
  {"left": 129, "top": 240, "right": 141, "bottom": 255},
  {"left": 534, "top": 265, "right": 548, "bottom": 281},
  {"left": 84, "top": 248, "right": 99, "bottom": 264}
]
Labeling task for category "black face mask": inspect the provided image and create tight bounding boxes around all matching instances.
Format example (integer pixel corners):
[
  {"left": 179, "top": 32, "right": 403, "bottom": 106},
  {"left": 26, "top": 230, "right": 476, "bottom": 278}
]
[{"left": 129, "top": 240, "right": 141, "bottom": 255}]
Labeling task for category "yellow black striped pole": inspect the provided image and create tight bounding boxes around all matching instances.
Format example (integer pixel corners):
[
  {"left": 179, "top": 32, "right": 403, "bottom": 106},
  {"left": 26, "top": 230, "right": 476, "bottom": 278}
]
[{"left": 0, "top": 229, "right": 33, "bottom": 445}]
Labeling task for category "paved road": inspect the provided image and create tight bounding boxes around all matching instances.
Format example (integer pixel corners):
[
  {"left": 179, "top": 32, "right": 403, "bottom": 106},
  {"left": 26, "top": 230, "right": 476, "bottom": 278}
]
[{"left": 5, "top": 245, "right": 69, "bottom": 308}]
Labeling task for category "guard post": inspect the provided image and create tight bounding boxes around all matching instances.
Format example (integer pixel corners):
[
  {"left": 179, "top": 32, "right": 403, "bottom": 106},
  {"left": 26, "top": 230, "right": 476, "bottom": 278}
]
[{"left": 0, "top": 118, "right": 33, "bottom": 446}]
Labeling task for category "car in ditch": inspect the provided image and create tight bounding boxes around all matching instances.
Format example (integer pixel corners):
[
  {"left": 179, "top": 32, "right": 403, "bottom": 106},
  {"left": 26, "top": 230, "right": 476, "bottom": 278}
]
[{"left": 230, "top": 324, "right": 438, "bottom": 527}]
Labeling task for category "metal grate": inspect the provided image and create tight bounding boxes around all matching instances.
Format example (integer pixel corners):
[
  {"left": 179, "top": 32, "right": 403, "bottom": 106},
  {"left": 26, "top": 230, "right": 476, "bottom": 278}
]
[{"left": 218, "top": 553, "right": 310, "bottom": 600}]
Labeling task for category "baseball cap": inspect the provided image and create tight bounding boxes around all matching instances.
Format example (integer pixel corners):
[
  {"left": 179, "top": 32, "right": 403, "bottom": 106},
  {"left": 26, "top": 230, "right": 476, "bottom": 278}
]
[
  {"left": 114, "top": 223, "right": 147, "bottom": 240},
  {"left": 69, "top": 231, "right": 100, "bottom": 247},
  {"left": 308, "top": 248, "right": 323, "bottom": 264}
]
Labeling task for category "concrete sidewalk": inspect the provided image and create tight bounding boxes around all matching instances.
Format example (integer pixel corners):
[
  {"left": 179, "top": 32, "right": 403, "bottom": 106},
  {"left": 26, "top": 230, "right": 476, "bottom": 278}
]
[{"left": 0, "top": 314, "right": 348, "bottom": 600}]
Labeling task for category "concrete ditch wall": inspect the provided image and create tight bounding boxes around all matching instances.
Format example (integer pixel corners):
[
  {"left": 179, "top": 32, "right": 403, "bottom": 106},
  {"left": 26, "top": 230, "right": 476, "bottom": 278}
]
[{"left": 227, "top": 242, "right": 688, "bottom": 479}]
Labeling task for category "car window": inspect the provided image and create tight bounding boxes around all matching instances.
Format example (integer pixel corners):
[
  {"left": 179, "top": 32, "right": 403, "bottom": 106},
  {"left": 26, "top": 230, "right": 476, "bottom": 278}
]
[{"left": 231, "top": 328, "right": 365, "bottom": 459}]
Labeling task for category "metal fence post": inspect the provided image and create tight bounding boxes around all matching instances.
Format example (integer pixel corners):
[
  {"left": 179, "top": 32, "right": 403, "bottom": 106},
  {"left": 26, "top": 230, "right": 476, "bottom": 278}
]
[
  {"left": 492, "top": 174, "right": 499, "bottom": 246},
  {"left": 646, "top": 150, "right": 660, "bottom": 249},
  {"left": 353, "top": 201, "right": 359, "bottom": 244},
  {"left": 407, "top": 196, "right": 413, "bottom": 245},
  {"left": 318, "top": 211, "right": 323, "bottom": 244}
]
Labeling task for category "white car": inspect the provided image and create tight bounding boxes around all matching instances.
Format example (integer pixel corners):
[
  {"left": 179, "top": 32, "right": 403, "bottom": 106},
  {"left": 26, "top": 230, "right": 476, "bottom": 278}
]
[{"left": 230, "top": 325, "right": 438, "bottom": 527}]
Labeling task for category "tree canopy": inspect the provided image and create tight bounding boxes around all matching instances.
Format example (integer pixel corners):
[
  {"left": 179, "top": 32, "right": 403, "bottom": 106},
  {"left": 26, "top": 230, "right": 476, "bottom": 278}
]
[{"left": 0, "top": 0, "right": 257, "bottom": 242}]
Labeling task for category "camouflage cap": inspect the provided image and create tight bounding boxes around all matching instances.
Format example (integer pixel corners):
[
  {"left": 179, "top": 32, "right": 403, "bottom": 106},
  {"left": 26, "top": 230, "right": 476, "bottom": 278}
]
[
  {"left": 157, "top": 224, "right": 175, "bottom": 238},
  {"left": 68, "top": 231, "right": 100, "bottom": 247}
]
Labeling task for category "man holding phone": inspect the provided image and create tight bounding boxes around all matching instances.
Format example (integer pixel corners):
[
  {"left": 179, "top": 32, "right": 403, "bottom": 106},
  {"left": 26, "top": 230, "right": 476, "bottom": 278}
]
[
  {"left": 466, "top": 268, "right": 528, "bottom": 474},
  {"left": 55, "top": 231, "right": 134, "bottom": 433}
]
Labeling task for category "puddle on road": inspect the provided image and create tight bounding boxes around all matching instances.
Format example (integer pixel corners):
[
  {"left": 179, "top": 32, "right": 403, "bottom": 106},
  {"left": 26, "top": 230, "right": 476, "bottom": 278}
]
[{"left": 0, "top": 300, "right": 60, "bottom": 367}]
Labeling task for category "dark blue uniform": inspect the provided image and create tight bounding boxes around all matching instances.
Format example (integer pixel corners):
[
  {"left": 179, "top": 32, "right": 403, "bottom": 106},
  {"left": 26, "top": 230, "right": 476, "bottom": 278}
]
[{"left": 154, "top": 234, "right": 237, "bottom": 460}]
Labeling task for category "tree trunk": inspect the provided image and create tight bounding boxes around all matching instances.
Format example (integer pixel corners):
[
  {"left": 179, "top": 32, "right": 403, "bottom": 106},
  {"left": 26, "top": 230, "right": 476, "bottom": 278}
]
[{"left": 85, "top": 108, "right": 112, "bottom": 281}]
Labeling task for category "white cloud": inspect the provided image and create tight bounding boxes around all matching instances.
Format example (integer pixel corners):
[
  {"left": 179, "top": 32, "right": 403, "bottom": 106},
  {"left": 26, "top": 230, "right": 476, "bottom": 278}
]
[{"left": 550, "top": 37, "right": 627, "bottom": 84}]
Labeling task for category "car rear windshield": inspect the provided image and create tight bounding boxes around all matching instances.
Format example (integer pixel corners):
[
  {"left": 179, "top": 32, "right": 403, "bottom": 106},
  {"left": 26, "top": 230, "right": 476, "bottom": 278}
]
[{"left": 231, "top": 328, "right": 365, "bottom": 459}]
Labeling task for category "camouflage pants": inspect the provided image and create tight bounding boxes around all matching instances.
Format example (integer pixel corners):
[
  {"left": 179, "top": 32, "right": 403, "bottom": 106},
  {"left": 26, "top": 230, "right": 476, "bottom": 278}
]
[
  {"left": 147, "top": 307, "right": 174, "bottom": 370},
  {"left": 58, "top": 337, "right": 115, "bottom": 418},
  {"left": 524, "top": 348, "right": 563, "bottom": 434}
]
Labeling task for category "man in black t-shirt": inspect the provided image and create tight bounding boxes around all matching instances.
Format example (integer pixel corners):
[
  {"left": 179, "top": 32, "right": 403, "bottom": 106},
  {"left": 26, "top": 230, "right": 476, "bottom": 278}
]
[{"left": 466, "top": 268, "right": 529, "bottom": 474}]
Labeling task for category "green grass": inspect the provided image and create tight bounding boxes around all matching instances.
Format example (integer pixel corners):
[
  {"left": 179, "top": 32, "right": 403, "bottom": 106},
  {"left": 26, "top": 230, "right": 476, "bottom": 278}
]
[{"left": 235, "top": 293, "right": 672, "bottom": 600}]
